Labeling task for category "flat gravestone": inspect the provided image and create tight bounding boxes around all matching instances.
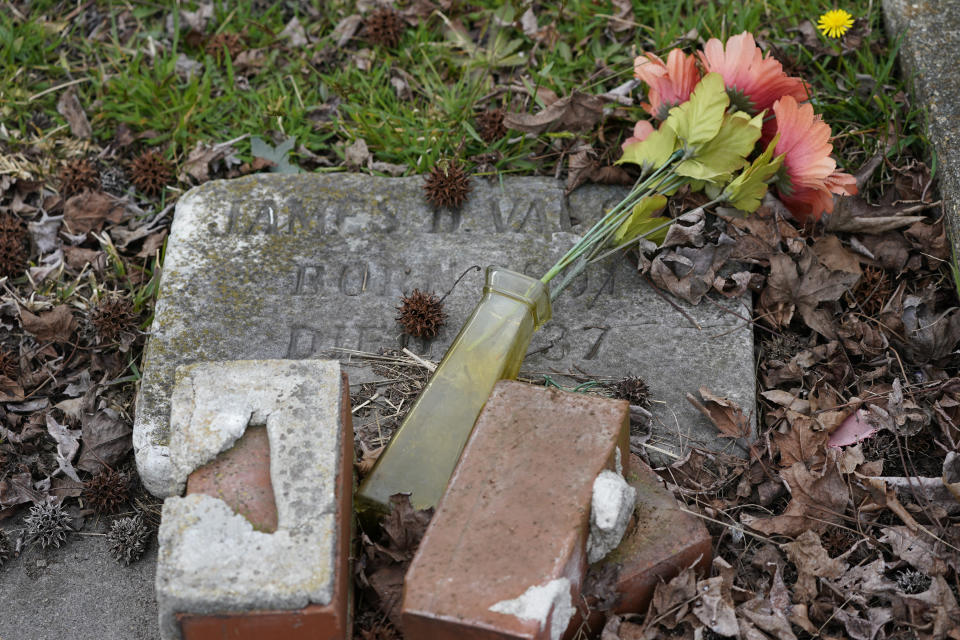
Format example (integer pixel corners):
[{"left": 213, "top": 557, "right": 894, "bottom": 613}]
[{"left": 134, "top": 174, "right": 755, "bottom": 497}]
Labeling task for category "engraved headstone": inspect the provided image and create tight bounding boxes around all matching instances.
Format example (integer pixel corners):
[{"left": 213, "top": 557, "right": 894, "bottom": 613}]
[
  {"left": 134, "top": 174, "right": 756, "bottom": 497},
  {"left": 883, "top": 0, "right": 960, "bottom": 261}
]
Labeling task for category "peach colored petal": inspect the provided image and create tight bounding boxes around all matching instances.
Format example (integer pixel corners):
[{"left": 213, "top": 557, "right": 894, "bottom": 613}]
[
  {"left": 622, "top": 120, "right": 654, "bottom": 150},
  {"left": 634, "top": 49, "right": 700, "bottom": 119},
  {"left": 825, "top": 170, "right": 858, "bottom": 196},
  {"left": 699, "top": 32, "right": 808, "bottom": 114},
  {"left": 779, "top": 186, "right": 835, "bottom": 223},
  {"left": 773, "top": 96, "right": 835, "bottom": 191}
]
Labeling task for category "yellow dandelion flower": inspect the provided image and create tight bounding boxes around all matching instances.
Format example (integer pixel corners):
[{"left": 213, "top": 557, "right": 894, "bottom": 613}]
[{"left": 817, "top": 9, "right": 855, "bottom": 38}]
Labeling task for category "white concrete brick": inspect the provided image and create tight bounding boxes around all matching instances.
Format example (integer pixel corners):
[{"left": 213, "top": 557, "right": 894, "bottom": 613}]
[{"left": 156, "top": 359, "right": 343, "bottom": 640}]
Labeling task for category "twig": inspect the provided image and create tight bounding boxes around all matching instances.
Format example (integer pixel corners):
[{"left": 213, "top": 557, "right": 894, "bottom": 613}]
[{"left": 401, "top": 348, "right": 437, "bottom": 372}]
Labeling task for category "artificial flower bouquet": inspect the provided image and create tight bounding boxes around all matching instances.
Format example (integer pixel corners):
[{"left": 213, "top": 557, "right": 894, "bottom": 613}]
[
  {"left": 358, "top": 31, "right": 858, "bottom": 514},
  {"left": 539, "top": 31, "right": 857, "bottom": 296}
]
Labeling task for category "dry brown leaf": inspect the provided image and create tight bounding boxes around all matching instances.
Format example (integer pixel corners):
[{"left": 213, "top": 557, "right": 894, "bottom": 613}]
[
  {"left": 859, "top": 476, "right": 920, "bottom": 530},
  {"left": 233, "top": 49, "right": 266, "bottom": 74},
  {"left": 742, "top": 458, "right": 848, "bottom": 536},
  {"left": 46, "top": 414, "right": 81, "bottom": 482},
  {"left": 0, "top": 375, "right": 24, "bottom": 402},
  {"left": 333, "top": 14, "right": 363, "bottom": 46},
  {"left": 759, "top": 248, "right": 860, "bottom": 339},
  {"left": 833, "top": 607, "right": 893, "bottom": 640},
  {"left": 608, "top": 0, "right": 635, "bottom": 31},
  {"left": 0, "top": 472, "right": 43, "bottom": 508},
  {"left": 63, "top": 246, "right": 107, "bottom": 272},
  {"left": 782, "top": 530, "right": 846, "bottom": 604},
  {"left": 727, "top": 204, "right": 801, "bottom": 263},
  {"left": 20, "top": 305, "right": 77, "bottom": 343},
  {"left": 812, "top": 235, "right": 861, "bottom": 276},
  {"left": 836, "top": 444, "right": 866, "bottom": 474},
  {"left": 859, "top": 231, "right": 912, "bottom": 271},
  {"left": 772, "top": 411, "right": 828, "bottom": 467},
  {"left": 737, "top": 567, "right": 798, "bottom": 640},
  {"left": 279, "top": 16, "right": 308, "bottom": 47},
  {"left": 761, "top": 389, "right": 809, "bottom": 412},
  {"left": 344, "top": 138, "right": 371, "bottom": 169},
  {"left": 76, "top": 408, "right": 133, "bottom": 473},
  {"left": 179, "top": 141, "right": 235, "bottom": 184},
  {"left": 565, "top": 145, "right": 631, "bottom": 194},
  {"left": 647, "top": 567, "right": 697, "bottom": 629},
  {"left": 136, "top": 229, "right": 168, "bottom": 259},
  {"left": 504, "top": 91, "right": 604, "bottom": 134},
  {"left": 824, "top": 194, "right": 926, "bottom": 233},
  {"left": 649, "top": 232, "right": 735, "bottom": 305},
  {"left": 905, "top": 219, "right": 949, "bottom": 267},
  {"left": 661, "top": 210, "right": 706, "bottom": 249},
  {"left": 381, "top": 493, "right": 433, "bottom": 560},
  {"left": 688, "top": 386, "right": 750, "bottom": 439},
  {"left": 898, "top": 293, "right": 960, "bottom": 365},
  {"left": 692, "top": 576, "right": 738, "bottom": 636},
  {"left": 367, "top": 564, "right": 405, "bottom": 627},
  {"left": 879, "top": 526, "right": 951, "bottom": 576},
  {"left": 63, "top": 190, "right": 125, "bottom": 235},
  {"left": 56, "top": 88, "right": 92, "bottom": 139}
]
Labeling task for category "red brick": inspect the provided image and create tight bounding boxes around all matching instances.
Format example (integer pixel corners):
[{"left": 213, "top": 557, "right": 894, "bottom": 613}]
[
  {"left": 401, "top": 381, "right": 630, "bottom": 640},
  {"left": 176, "top": 371, "right": 354, "bottom": 640},
  {"left": 607, "top": 455, "right": 712, "bottom": 614},
  {"left": 187, "top": 425, "right": 278, "bottom": 533},
  {"left": 571, "top": 454, "right": 712, "bottom": 637}
]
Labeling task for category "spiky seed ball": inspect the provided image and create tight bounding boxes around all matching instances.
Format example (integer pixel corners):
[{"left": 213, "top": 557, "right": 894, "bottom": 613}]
[
  {"left": 82, "top": 469, "right": 132, "bottom": 514},
  {"left": 205, "top": 32, "right": 244, "bottom": 60},
  {"left": 24, "top": 501, "right": 71, "bottom": 549},
  {"left": 0, "top": 213, "right": 28, "bottom": 278},
  {"left": 476, "top": 109, "right": 507, "bottom": 143},
  {"left": 365, "top": 8, "right": 404, "bottom": 48},
  {"left": 423, "top": 160, "right": 472, "bottom": 210},
  {"left": 129, "top": 150, "right": 173, "bottom": 197},
  {"left": 60, "top": 157, "right": 101, "bottom": 197},
  {"left": 610, "top": 376, "right": 651, "bottom": 408},
  {"left": 0, "top": 529, "right": 12, "bottom": 567},
  {"left": 107, "top": 514, "right": 149, "bottom": 565},
  {"left": 896, "top": 568, "right": 932, "bottom": 594},
  {"left": 396, "top": 289, "right": 447, "bottom": 339},
  {"left": 99, "top": 165, "right": 129, "bottom": 196},
  {"left": 90, "top": 296, "right": 138, "bottom": 344}
]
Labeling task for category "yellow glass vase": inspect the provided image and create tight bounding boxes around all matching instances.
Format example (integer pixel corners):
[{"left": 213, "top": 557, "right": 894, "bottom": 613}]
[{"left": 356, "top": 267, "right": 552, "bottom": 515}]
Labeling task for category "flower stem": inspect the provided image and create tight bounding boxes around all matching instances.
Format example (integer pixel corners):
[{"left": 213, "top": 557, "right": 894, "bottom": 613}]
[
  {"left": 547, "top": 188, "right": 722, "bottom": 302},
  {"left": 540, "top": 151, "right": 683, "bottom": 286}
]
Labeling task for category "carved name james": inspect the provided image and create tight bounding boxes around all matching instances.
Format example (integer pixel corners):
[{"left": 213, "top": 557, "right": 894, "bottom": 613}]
[{"left": 134, "top": 174, "right": 756, "bottom": 497}]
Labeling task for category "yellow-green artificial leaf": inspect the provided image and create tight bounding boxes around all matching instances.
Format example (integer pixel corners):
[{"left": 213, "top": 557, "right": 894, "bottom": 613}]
[
  {"left": 674, "top": 111, "right": 762, "bottom": 183},
  {"left": 617, "top": 124, "right": 677, "bottom": 173},
  {"left": 611, "top": 195, "right": 669, "bottom": 246},
  {"left": 664, "top": 73, "right": 728, "bottom": 148},
  {"left": 722, "top": 134, "right": 784, "bottom": 213}
]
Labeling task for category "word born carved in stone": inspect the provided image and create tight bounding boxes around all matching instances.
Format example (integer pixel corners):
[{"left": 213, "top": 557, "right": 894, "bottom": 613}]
[{"left": 291, "top": 261, "right": 408, "bottom": 298}]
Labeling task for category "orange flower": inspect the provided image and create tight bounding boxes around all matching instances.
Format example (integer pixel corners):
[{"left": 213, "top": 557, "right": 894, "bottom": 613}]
[
  {"left": 771, "top": 96, "right": 857, "bottom": 222},
  {"left": 621, "top": 120, "right": 654, "bottom": 150},
  {"left": 699, "top": 32, "right": 808, "bottom": 115},
  {"left": 633, "top": 49, "right": 701, "bottom": 120}
]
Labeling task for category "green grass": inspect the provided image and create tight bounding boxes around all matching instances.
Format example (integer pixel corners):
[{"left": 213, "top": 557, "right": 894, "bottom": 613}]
[{"left": 0, "top": 0, "right": 931, "bottom": 187}]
